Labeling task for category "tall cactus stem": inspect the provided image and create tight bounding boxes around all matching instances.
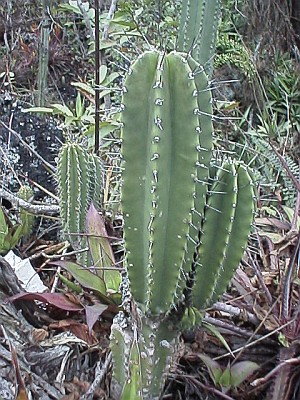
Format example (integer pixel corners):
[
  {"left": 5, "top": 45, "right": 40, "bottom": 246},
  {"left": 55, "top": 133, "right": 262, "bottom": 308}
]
[
  {"left": 177, "top": 0, "right": 221, "bottom": 75},
  {"left": 57, "top": 143, "right": 104, "bottom": 262},
  {"left": 121, "top": 51, "right": 202, "bottom": 315}
]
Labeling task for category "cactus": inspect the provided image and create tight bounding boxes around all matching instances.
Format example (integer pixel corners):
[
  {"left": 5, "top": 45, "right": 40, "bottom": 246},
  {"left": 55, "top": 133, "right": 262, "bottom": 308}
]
[
  {"left": 177, "top": 0, "right": 221, "bottom": 75},
  {"left": 18, "top": 185, "right": 35, "bottom": 241},
  {"left": 57, "top": 142, "right": 104, "bottom": 262},
  {"left": 110, "top": 49, "right": 255, "bottom": 399},
  {"left": 109, "top": 1, "right": 256, "bottom": 399},
  {"left": 121, "top": 51, "right": 203, "bottom": 315}
]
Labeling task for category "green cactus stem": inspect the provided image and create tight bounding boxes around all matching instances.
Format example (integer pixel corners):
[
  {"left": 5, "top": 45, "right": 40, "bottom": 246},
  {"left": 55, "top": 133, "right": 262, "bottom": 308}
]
[
  {"left": 110, "top": 314, "right": 178, "bottom": 399},
  {"left": 192, "top": 160, "right": 255, "bottom": 309},
  {"left": 57, "top": 143, "right": 104, "bottom": 264},
  {"left": 121, "top": 51, "right": 210, "bottom": 315},
  {"left": 177, "top": 0, "right": 221, "bottom": 75},
  {"left": 57, "top": 142, "right": 90, "bottom": 250}
]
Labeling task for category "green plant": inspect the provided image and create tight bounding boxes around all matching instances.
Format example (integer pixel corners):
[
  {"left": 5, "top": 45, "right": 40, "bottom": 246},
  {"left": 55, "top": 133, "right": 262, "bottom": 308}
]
[
  {"left": 117, "top": 0, "right": 180, "bottom": 50},
  {"left": 215, "top": 33, "right": 255, "bottom": 79},
  {"left": 198, "top": 354, "right": 258, "bottom": 393},
  {"left": 0, "top": 185, "right": 35, "bottom": 254},
  {"left": 109, "top": 2, "right": 256, "bottom": 399},
  {"left": 264, "top": 54, "right": 300, "bottom": 134},
  {"left": 0, "top": 206, "right": 23, "bottom": 255}
]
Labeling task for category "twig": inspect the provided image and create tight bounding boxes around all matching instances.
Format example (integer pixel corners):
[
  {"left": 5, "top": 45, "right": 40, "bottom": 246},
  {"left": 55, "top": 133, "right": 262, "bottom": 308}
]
[
  {"left": 51, "top": 242, "right": 69, "bottom": 293},
  {"left": 252, "top": 356, "right": 300, "bottom": 387},
  {"left": 246, "top": 247, "right": 273, "bottom": 305},
  {"left": 0, "top": 187, "right": 59, "bottom": 215},
  {"left": 282, "top": 231, "right": 300, "bottom": 318},
  {"left": 214, "top": 319, "right": 294, "bottom": 361},
  {"left": 203, "top": 316, "right": 262, "bottom": 339},
  {"left": 102, "top": 0, "right": 118, "bottom": 40},
  {"left": 95, "top": 0, "right": 100, "bottom": 154},
  {"left": 0, "top": 120, "right": 56, "bottom": 174},
  {"left": 211, "top": 302, "right": 260, "bottom": 325},
  {"left": 101, "top": 0, "right": 118, "bottom": 115},
  {"left": 37, "top": 0, "right": 51, "bottom": 106},
  {"left": 80, "top": 352, "right": 112, "bottom": 400},
  {"left": 76, "top": 0, "right": 94, "bottom": 40}
]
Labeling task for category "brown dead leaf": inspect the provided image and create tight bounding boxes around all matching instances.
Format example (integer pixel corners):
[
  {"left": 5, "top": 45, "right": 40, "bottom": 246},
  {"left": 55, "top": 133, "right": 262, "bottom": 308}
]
[
  {"left": 49, "top": 319, "right": 98, "bottom": 345},
  {"left": 61, "top": 394, "right": 80, "bottom": 400},
  {"left": 31, "top": 328, "right": 48, "bottom": 343},
  {"left": 253, "top": 302, "right": 280, "bottom": 331}
]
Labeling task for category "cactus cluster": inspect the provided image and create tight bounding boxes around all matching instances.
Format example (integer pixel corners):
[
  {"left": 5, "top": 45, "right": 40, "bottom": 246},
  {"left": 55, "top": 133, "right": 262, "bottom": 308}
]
[
  {"left": 106, "top": 1, "right": 256, "bottom": 399},
  {"left": 110, "top": 48, "right": 255, "bottom": 399},
  {"left": 57, "top": 142, "right": 104, "bottom": 261}
]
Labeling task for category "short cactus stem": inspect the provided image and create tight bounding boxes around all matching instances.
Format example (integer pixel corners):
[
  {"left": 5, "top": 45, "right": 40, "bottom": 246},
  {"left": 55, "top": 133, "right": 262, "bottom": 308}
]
[
  {"left": 57, "top": 142, "right": 104, "bottom": 262},
  {"left": 192, "top": 160, "right": 255, "bottom": 309},
  {"left": 110, "top": 314, "right": 179, "bottom": 399}
]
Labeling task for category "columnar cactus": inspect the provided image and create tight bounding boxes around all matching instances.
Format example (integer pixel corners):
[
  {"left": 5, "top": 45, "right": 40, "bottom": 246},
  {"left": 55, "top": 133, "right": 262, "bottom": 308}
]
[
  {"left": 109, "top": 1, "right": 256, "bottom": 399},
  {"left": 57, "top": 142, "right": 104, "bottom": 261},
  {"left": 110, "top": 50, "right": 255, "bottom": 399},
  {"left": 121, "top": 51, "right": 210, "bottom": 315}
]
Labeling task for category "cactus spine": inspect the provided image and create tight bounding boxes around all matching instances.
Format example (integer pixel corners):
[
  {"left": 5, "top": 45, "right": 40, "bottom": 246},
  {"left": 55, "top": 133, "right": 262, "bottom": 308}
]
[{"left": 110, "top": 1, "right": 255, "bottom": 399}]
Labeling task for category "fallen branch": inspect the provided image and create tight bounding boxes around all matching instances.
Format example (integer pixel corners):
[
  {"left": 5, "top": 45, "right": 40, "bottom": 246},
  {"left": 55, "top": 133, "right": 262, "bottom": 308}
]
[{"left": 0, "top": 188, "right": 59, "bottom": 215}]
